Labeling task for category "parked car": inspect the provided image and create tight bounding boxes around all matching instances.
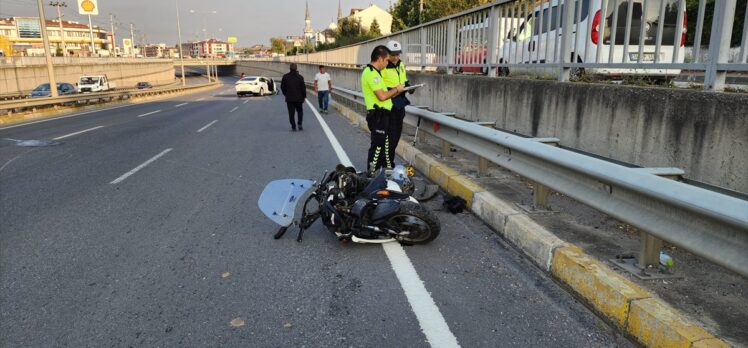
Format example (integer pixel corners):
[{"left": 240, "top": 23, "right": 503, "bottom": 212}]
[
  {"left": 136, "top": 82, "right": 153, "bottom": 89},
  {"left": 29, "top": 83, "right": 77, "bottom": 97},
  {"left": 498, "top": 0, "right": 686, "bottom": 78},
  {"left": 235, "top": 76, "right": 277, "bottom": 97}
]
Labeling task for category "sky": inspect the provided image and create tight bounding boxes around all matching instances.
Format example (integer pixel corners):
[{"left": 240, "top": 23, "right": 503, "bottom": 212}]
[{"left": 0, "top": 0, "right": 392, "bottom": 47}]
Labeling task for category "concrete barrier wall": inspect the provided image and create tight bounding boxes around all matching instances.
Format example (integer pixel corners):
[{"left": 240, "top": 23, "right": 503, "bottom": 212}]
[
  {"left": 0, "top": 61, "right": 177, "bottom": 94},
  {"left": 237, "top": 61, "right": 748, "bottom": 193}
]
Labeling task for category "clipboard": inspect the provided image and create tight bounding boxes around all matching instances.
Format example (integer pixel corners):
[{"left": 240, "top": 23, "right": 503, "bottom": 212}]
[{"left": 403, "top": 83, "right": 424, "bottom": 92}]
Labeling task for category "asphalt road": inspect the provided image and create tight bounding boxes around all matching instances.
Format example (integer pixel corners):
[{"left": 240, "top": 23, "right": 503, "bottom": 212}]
[{"left": 0, "top": 77, "right": 632, "bottom": 347}]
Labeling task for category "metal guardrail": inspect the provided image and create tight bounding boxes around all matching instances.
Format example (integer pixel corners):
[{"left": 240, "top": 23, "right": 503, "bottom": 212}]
[
  {"left": 328, "top": 85, "right": 748, "bottom": 277},
  {"left": 0, "top": 82, "right": 218, "bottom": 112},
  {"left": 274, "top": 0, "right": 747, "bottom": 91}
]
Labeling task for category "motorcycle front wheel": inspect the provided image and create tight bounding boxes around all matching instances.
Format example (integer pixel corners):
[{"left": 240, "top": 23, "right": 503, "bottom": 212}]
[{"left": 388, "top": 201, "right": 440, "bottom": 244}]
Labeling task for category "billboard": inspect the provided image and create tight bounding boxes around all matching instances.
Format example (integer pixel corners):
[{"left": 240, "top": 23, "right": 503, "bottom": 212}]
[
  {"left": 78, "top": 0, "right": 99, "bottom": 15},
  {"left": 122, "top": 38, "right": 132, "bottom": 49},
  {"left": 16, "top": 18, "right": 42, "bottom": 39},
  {"left": 227, "top": 37, "right": 237, "bottom": 44}
]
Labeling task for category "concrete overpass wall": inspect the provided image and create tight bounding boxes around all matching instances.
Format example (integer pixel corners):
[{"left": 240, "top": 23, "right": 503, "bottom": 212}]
[
  {"left": 0, "top": 60, "right": 176, "bottom": 94},
  {"left": 238, "top": 61, "right": 748, "bottom": 194}
]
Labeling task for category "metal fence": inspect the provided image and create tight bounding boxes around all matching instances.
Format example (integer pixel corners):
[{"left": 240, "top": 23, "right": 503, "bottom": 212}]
[{"left": 276, "top": 0, "right": 747, "bottom": 90}]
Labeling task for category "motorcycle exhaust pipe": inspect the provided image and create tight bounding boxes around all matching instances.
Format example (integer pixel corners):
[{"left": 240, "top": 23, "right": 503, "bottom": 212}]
[{"left": 351, "top": 236, "right": 397, "bottom": 244}]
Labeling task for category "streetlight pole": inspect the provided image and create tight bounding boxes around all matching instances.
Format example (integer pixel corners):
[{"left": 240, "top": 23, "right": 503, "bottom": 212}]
[
  {"left": 49, "top": 1, "right": 67, "bottom": 57},
  {"left": 175, "top": 0, "right": 186, "bottom": 86},
  {"left": 109, "top": 13, "right": 117, "bottom": 56},
  {"left": 37, "top": 0, "right": 58, "bottom": 97}
]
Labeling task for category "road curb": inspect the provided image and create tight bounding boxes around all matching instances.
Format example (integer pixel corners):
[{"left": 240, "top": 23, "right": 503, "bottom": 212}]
[{"left": 329, "top": 99, "right": 731, "bottom": 348}]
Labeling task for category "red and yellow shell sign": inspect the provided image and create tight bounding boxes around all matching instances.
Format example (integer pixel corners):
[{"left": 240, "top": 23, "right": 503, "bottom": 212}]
[{"left": 77, "top": 0, "right": 99, "bottom": 15}]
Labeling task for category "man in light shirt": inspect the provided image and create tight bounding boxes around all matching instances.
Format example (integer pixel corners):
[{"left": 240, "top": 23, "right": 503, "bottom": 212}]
[{"left": 314, "top": 65, "right": 332, "bottom": 113}]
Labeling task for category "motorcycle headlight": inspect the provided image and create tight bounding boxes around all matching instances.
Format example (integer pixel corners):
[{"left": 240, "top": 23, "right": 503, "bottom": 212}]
[{"left": 391, "top": 165, "right": 411, "bottom": 186}]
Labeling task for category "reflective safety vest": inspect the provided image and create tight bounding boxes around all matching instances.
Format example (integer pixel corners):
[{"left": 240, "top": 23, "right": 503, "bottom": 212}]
[
  {"left": 383, "top": 60, "right": 408, "bottom": 88},
  {"left": 361, "top": 64, "right": 392, "bottom": 111}
]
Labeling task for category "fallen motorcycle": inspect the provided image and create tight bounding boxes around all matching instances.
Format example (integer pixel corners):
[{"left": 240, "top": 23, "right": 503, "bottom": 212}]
[{"left": 258, "top": 164, "right": 440, "bottom": 244}]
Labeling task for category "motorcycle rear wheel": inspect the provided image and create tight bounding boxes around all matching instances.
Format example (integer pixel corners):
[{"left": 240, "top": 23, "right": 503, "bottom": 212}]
[{"left": 387, "top": 202, "right": 440, "bottom": 244}]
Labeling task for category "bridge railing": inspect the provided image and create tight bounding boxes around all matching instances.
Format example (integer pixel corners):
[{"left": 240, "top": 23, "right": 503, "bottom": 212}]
[
  {"left": 271, "top": 0, "right": 747, "bottom": 91},
  {"left": 324, "top": 83, "right": 748, "bottom": 277},
  {"left": 0, "top": 57, "right": 173, "bottom": 67}
]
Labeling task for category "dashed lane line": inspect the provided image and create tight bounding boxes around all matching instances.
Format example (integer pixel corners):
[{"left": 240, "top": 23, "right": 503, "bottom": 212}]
[
  {"left": 52, "top": 126, "right": 104, "bottom": 140},
  {"left": 110, "top": 148, "right": 173, "bottom": 184}
]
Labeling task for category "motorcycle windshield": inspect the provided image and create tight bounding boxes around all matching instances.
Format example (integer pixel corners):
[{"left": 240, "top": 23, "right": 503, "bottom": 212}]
[{"left": 258, "top": 179, "right": 314, "bottom": 227}]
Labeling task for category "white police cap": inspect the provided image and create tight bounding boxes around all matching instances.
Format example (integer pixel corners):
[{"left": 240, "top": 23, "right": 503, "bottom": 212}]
[{"left": 386, "top": 40, "right": 402, "bottom": 54}]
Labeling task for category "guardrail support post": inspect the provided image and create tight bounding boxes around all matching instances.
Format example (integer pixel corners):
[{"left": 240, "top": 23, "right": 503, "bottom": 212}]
[
  {"left": 441, "top": 140, "right": 452, "bottom": 158},
  {"left": 446, "top": 20, "right": 457, "bottom": 75},
  {"left": 704, "top": 0, "right": 736, "bottom": 91},
  {"left": 478, "top": 157, "right": 490, "bottom": 177},
  {"left": 529, "top": 138, "right": 560, "bottom": 210},
  {"left": 532, "top": 182, "right": 551, "bottom": 210},
  {"left": 638, "top": 232, "right": 663, "bottom": 269}
]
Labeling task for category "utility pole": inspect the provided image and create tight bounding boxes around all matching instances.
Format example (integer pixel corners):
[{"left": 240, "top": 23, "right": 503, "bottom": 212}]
[
  {"left": 130, "top": 23, "right": 135, "bottom": 57},
  {"left": 175, "top": 0, "right": 186, "bottom": 86},
  {"left": 49, "top": 1, "right": 67, "bottom": 57},
  {"left": 109, "top": 13, "right": 116, "bottom": 56},
  {"left": 37, "top": 0, "right": 58, "bottom": 97},
  {"left": 87, "top": 14, "right": 96, "bottom": 56}
]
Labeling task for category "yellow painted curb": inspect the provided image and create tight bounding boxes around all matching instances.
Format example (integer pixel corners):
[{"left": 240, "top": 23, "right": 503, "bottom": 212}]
[
  {"left": 428, "top": 164, "right": 460, "bottom": 188},
  {"left": 627, "top": 298, "right": 730, "bottom": 348},
  {"left": 413, "top": 152, "right": 440, "bottom": 177},
  {"left": 446, "top": 175, "right": 485, "bottom": 208},
  {"left": 551, "top": 245, "right": 650, "bottom": 328}
]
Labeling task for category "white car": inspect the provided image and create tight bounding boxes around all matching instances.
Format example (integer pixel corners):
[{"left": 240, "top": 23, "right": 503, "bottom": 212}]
[
  {"left": 235, "top": 76, "right": 276, "bottom": 97},
  {"left": 499, "top": 0, "right": 686, "bottom": 78}
]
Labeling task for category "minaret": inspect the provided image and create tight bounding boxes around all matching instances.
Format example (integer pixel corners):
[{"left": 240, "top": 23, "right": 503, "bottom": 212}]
[
  {"left": 304, "top": 1, "right": 312, "bottom": 36},
  {"left": 337, "top": 0, "right": 343, "bottom": 22}
]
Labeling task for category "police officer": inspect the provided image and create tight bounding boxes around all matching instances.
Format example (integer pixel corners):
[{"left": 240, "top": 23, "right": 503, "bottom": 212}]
[
  {"left": 382, "top": 40, "right": 413, "bottom": 166},
  {"left": 361, "top": 45, "right": 405, "bottom": 174}
]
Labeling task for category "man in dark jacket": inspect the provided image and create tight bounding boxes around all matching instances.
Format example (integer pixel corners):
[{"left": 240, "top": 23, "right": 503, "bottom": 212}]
[{"left": 280, "top": 63, "right": 306, "bottom": 131}]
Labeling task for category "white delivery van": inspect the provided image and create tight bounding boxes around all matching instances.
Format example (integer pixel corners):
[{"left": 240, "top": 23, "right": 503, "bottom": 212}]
[
  {"left": 77, "top": 75, "right": 115, "bottom": 93},
  {"left": 499, "top": 0, "right": 687, "bottom": 78}
]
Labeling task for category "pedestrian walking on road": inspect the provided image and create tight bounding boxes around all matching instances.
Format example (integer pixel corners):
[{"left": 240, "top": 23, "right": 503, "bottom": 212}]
[
  {"left": 314, "top": 65, "right": 332, "bottom": 113},
  {"left": 280, "top": 63, "right": 306, "bottom": 131},
  {"left": 361, "top": 45, "right": 405, "bottom": 175}
]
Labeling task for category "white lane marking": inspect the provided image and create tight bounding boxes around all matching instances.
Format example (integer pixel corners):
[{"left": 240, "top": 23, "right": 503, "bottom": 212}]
[
  {"left": 382, "top": 243, "right": 460, "bottom": 348},
  {"left": 110, "top": 148, "right": 172, "bottom": 184},
  {"left": 197, "top": 97, "right": 206, "bottom": 101},
  {"left": 137, "top": 110, "right": 162, "bottom": 118},
  {"left": 229, "top": 106, "right": 239, "bottom": 113},
  {"left": 242, "top": 100, "right": 248, "bottom": 105},
  {"left": 304, "top": 100, "right": 352, "bottom": 167},
  {"left": 305, "top": 100, "right": 460, "bottom": 348},
  {"left": 0, "top": 104, "right": 133, "bottom": 131},
  {"left": 174, "top": 102, "right": 189, "bottom": 107},
  {"left": 52, "top": 126, "right": 104, "bottom": 140},
  {"left": 197, "top": 120, "right": 218, "bottom": 133}
]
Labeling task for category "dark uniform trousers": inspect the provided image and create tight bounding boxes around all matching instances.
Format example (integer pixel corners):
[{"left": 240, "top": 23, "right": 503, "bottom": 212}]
[
  {"left": 366, "top": 107, "right": 393, "bottom": 173},
  {"left": 388, "top": 106, "right": 406, "bottom": 166}
]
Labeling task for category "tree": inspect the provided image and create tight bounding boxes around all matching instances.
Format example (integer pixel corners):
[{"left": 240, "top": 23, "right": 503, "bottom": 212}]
[
  {"left": 391, "top": 0, "right": 495, "bottom": 29},
  {"left": 270, "top": 37, "right": 286, "bottom": 54},
  {"left": 369, "top": 18, "right": 382, "bottom": 36},
  {"left": 685, "top": 0, "right": 745, "bottom": 47}
]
